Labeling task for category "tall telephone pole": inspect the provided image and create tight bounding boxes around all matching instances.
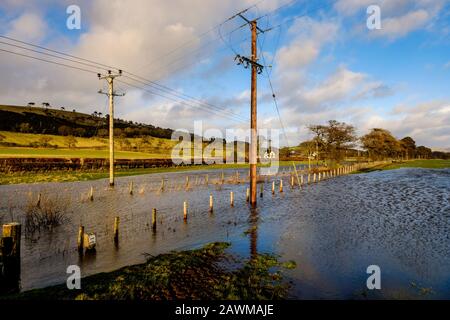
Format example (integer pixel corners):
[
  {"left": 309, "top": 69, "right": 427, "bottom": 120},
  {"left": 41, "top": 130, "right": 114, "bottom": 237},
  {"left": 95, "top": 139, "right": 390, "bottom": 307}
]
[
  {"left": 235, "top": 16, "right": 264, "bottom": 207},
  {"left": 250, "top": 20, "right": 258, "bottom": 207},
  {"left": 235, "top": 14, "right": 264, "bottom": 207},
  {"left": 98, "top": 70, "right": 125, "bottom": 187}
]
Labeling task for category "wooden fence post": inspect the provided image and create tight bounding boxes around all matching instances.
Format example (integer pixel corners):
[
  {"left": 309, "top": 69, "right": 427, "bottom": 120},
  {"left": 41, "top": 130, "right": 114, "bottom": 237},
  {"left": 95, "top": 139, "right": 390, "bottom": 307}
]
[
  {"left": 1, "top": 223, "right": 21, "bottom": 294},
  {"left": 89, "top": 187, "right": 94, "bottom": 201},
  {"left": 230, "top": 192, "right": 234, "bottom": 207},
  {"left": 209, "top": 195, "right": 214, "bottom": 212},
  {"left": 36, "top": 193, "right": 41, "bottom": 207},
  {"left": 183, "top": 201, "right": 188, "bottom": 221},
  {"left": 77, "top": 225, "right": 84, "bottom": 253},
  {"left": 129, "top": 181, "right": 133, "bottom": 195},
  {"left": 2, "top": 223, "right": 21, "bottom": 259},
  {"left": 152, "top": 208, "right": 157, "bottom": 231},
  {"left": 113, "top": 217, "right": 119, "bottom": 243}
]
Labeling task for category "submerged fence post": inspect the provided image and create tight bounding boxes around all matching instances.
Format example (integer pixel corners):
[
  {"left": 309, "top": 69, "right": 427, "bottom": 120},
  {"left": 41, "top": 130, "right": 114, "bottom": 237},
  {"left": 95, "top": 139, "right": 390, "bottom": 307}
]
[
  {"left": 152, "top": 208, "right": 157, "bottom": 231},
  {"left": 183, "top": 201, "right": 188, "bottom": 221},
  {"left": 1, "top": 223, "right": 21, "bottom": 294},
  {"left": 291, "top": 175, "right": 295, "bottom": 188},
  {"left": 209, "top": 195, "right": 214, "bottom": 213},
  {"left": 272, "top": 181, "right": 275, "bottom": 194},
  {"left": 279, "top": 179, "right": 283, "bottom": 193},
  {"left": 113, "top": 217, "right": 119, "bottom": 244},
  {"left": 89, "top": 187, "right": 94, "bottom": 201},
  {"left": 129, "top": 181, "right": 133, "bottom": 195},
  {"left": 77, "top": 225, "right": 84, "bottom": 253},
  {"left": 2, "top": 223, "right": 21, "bottom": 259},
  {"left": 230, "top": 192, "right": 234, "bottom": 207},
  {"left": 36, "top": 193, "right": 41, "bottom": 207},
  {"left": 246, "top": 188, "right": 250, "bottom": 202}
]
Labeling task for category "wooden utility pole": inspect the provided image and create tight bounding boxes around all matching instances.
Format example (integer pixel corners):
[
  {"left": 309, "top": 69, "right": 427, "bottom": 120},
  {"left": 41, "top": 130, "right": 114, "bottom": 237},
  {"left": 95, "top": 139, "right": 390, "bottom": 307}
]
[
  {"left": 98, "top": 70, "right": 124, "bottom": 187},
  {"left": 235, "top": 16, "right": 264, "bottom": 207},
  {"left": 250, "top": 20, "right": 258, "bottom": 207}
]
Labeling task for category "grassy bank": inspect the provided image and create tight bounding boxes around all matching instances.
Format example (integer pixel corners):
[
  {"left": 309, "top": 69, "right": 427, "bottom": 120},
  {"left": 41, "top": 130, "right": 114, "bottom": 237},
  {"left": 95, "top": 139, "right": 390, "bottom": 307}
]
[
  {"left": 4, "top": 242, "right": 296, "bottom": 300},
  {"left": 357, "top": 159, "right": 450, "bottom": 173}
]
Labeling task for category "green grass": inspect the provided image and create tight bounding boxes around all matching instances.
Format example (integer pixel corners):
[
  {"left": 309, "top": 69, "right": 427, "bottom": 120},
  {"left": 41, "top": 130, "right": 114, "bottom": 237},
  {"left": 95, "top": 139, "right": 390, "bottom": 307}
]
[
  {"left": 383, "top": 159, "right": 450, "bottom": 169},
  {"left": 3, "top": 242, "right": 296, "bottom": 300},
  {"left": 0, "top": 147, "right": 170, "bottom": 159},
  {"left": 356, "top": 159, "right": 450, "bottom": 173},
  {"left": 0, "top": 131, "right": 177, "bottom": 158}
]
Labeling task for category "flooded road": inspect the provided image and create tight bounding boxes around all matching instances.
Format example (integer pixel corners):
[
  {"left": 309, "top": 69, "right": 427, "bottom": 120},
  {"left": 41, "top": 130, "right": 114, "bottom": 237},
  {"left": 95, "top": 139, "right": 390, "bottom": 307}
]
[{"left": 1, "top": 167, "right": 449, "bottom": 299}]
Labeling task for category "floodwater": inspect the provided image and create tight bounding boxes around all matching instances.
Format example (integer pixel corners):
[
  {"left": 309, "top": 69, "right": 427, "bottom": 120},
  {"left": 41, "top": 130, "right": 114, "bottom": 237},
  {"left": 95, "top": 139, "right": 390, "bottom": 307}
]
[{"left": 0, "top": 166, "right": 449, "bottom": 299}]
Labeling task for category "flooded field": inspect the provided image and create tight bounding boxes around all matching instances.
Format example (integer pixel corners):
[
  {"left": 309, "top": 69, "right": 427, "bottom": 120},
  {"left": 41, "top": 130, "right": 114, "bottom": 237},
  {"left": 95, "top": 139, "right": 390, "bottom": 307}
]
[{"left": 1, "top": 166, "right": 449, "bottom": 299}]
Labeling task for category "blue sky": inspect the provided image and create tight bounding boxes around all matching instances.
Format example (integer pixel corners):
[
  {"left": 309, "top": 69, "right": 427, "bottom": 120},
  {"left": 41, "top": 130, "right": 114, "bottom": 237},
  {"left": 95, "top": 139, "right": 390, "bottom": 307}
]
[{"left": 0, "top": 0, "right": 449, "bottom": 149}]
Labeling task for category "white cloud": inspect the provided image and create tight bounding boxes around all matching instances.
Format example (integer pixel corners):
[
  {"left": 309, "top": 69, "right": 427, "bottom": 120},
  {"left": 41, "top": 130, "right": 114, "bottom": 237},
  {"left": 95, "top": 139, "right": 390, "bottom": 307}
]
[
  {"left": 6, "top": 13, "right": 48, "bottom": 42},
  {"left": 277, "top": 17, "right": 338, "bottom": 71},
  {"left": 335, "top": 0, "right": 445, "bottom": 40},
  {"left": 373, "top": 9, "right": 430, "bottom": 40},
  {"left": 0, "top": 0, "right": 280, "bottom": 129}
]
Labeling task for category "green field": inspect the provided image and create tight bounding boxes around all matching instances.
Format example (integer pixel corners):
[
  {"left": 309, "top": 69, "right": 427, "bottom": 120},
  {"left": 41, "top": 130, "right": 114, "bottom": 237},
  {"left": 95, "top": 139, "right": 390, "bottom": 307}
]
[
  {"left": 0, "top": 131, "right": 176, "bottom": 159},
  {"left": 0, "top": 146, "right": 170, "bottom": 159},
  {"left": 382, "top": 159, "right": 450, "bottom": 170},
  {"left": 356, "top": 159, "right": 450, "bottom": 173}
]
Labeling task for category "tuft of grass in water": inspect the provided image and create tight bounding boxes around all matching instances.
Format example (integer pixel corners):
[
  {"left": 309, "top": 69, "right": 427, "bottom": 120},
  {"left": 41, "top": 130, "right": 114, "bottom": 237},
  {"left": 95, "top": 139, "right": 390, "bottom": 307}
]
[
  {"left": 6, "top": 242, "right": 296, "bottom": 300},
  {"left": 24, "top": 195, "right": 69, "bottom": 235}
]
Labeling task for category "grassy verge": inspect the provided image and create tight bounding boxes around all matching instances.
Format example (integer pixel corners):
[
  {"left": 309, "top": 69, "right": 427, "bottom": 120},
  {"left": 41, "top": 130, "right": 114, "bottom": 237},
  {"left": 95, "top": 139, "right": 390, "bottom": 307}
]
[
  {"left": 3, "top": 242, "right": 296, "bottom": 300},
  {"left": 0, "top": 161, "right": 308, "bottom": 185},
  {"left": 356, "top": 159, "right": 450, "bottom": 173},
  {"left": 0, "top": 146, "right": 170, "bottom": 159}
]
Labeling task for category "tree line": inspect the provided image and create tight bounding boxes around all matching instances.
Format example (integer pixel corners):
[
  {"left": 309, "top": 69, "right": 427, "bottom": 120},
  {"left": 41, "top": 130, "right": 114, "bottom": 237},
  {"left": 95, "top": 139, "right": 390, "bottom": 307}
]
[{"left": 289, "top": 120, "right": 448, "bottom": 161}]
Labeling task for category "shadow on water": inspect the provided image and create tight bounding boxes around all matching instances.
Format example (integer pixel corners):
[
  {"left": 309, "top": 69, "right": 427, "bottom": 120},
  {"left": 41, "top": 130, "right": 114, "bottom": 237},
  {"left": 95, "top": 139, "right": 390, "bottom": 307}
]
[{"left": 1, "top": 166, "right": 450, "bottom": 299}]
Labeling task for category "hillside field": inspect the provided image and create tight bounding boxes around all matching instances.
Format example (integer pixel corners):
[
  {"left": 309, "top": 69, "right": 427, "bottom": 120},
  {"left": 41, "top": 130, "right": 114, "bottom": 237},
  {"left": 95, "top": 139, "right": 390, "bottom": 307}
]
[{"left": 0, "top": 131, "right": 176, "bottom": 159}]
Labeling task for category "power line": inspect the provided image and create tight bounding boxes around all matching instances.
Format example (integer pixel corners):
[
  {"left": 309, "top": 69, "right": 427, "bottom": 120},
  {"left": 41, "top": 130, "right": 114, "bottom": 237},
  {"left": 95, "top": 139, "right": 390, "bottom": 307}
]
[
  {"left": 122, "top": 74, "right": 249, "bottom": 122},
  {"left": 0, "top": 35, "right": 248, "bottom": 123},
  {"left": 117, "top": 79, "right": 248, "bottom": 124},
  {"left": 0, "top": 34, "right": 119, "bottom": 72},
  {"left": 0, "top": 40, "right": 108, "bottom": 72},
  {"left": 0, "top": 48, "right": 98, "bottom": 74},
  {"left": 133, "top": 0, "right": 269, "bottom": 71}
]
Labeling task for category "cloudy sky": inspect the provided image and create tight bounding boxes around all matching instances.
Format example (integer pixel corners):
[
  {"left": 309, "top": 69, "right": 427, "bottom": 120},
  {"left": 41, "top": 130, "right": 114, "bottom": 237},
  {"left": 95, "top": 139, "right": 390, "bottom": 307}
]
[{"left": 0, "top": 0, "right": 449, "bottom": 149}]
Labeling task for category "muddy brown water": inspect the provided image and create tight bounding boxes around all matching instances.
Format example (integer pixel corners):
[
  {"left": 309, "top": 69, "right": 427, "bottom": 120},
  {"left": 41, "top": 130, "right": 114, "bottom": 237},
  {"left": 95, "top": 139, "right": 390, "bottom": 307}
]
[{"left": 0, "top": 166, "right": 449, "bottom": 299}]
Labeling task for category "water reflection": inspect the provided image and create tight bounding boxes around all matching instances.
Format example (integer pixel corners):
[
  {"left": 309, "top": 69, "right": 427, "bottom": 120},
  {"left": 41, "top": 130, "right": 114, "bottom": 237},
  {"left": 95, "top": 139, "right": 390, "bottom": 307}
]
[
  {"left": 0, "top": 167, "right": 449, "bottom": 299},
  {"left": 249, "top": 207, "right": 259, "bottom": 260}
]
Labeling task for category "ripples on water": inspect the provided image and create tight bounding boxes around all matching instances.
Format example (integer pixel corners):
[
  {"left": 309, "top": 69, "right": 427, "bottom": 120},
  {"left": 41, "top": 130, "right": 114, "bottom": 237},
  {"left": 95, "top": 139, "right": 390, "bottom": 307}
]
[{"left": 0, "top": 167, "right": 449, "bottom": 299}]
